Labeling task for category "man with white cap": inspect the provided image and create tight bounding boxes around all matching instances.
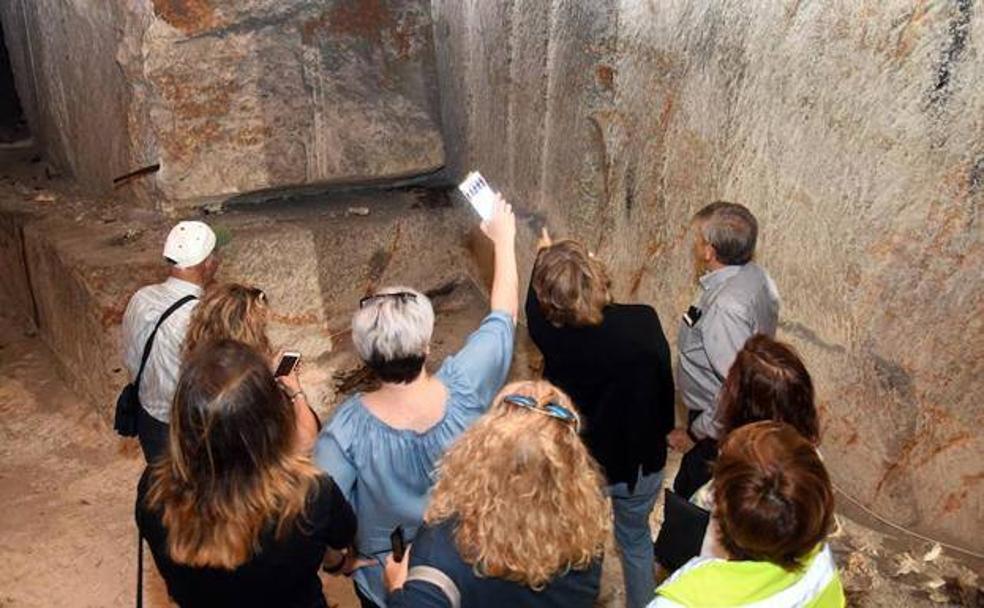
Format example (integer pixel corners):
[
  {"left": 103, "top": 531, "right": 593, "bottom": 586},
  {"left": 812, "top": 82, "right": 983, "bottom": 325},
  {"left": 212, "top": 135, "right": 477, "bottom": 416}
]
[{"left": 121, "top": 221, "right": 221, "bottom": 462}]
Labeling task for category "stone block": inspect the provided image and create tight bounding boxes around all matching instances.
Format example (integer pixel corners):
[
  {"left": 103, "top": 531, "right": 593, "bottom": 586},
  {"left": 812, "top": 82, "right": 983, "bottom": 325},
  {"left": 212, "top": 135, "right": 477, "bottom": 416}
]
[{"left": 1, "top": 0, "right": 445, "bottom": 207}]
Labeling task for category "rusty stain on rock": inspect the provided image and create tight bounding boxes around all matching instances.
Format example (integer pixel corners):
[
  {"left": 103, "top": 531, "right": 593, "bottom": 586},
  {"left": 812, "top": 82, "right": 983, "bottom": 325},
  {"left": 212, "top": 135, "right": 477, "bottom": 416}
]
[{"left": 152, "top": 0, "right": 217, "bottom": 34}]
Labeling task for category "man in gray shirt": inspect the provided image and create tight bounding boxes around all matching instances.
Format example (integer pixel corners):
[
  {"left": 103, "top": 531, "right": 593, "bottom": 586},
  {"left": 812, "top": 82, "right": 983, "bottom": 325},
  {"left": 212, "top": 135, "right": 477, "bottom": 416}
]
[{"left": 669, "top": 202, "right": 779, "bottom": 498}]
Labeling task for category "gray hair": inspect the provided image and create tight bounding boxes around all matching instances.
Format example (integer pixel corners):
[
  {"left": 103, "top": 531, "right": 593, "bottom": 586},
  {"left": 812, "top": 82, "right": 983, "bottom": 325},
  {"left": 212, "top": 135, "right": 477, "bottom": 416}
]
[
  {"left": 352, "top": 286, "right": 434, "bottom": 363},
  {"left": 694, "top": 201, "right": 758, "bottom": 265}
]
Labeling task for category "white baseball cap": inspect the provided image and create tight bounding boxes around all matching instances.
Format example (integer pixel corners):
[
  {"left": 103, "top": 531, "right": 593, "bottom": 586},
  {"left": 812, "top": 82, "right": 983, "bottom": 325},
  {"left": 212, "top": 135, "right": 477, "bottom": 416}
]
[{"left": 163, "top": 221, "right": 217, "bottom": 268}]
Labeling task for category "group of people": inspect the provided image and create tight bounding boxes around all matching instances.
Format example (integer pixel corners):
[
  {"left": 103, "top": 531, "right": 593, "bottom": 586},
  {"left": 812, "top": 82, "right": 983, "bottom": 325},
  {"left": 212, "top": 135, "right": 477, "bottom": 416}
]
[{"left": 121, "top": 195, "right": 845, "bottom": 607}]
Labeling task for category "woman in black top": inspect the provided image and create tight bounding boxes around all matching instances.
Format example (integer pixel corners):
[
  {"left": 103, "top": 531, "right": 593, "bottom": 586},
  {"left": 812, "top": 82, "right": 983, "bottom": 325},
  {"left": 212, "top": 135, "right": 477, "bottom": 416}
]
[
  {"left": 524, "top": 232, "right": 674, "bottom": 608},
  {"left": 135, "top": 340, "right": 356, "bottom": 608},
  {"left": 382, "top": 381, "right": 609, "bottom": 607}
]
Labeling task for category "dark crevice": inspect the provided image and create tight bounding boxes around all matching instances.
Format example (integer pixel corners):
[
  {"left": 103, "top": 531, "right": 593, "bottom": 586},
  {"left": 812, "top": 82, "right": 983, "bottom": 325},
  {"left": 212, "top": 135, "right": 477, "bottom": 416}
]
[
  {"left": 0, "top": 17, "right": 30, "bottom": 144},
  {"left": 927, "top": 0, "right": 972, "bottom": 110}
]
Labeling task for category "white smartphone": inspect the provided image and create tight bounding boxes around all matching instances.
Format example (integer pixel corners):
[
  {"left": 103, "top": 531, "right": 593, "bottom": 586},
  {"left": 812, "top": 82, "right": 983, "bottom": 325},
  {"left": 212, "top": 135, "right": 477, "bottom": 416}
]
[
  {"left": 274, "top": 351, "right": 301, "bottom": 377},
  {"left": 457, "top": 171, "right": 496, "bottom": 221}
]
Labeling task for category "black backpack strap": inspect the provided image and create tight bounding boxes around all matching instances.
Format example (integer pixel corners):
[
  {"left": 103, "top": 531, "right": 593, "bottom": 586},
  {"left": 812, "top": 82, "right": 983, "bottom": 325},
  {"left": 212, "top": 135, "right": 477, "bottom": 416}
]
[{"left": 134, "top": 294, "right": 198, "bottom": 389}]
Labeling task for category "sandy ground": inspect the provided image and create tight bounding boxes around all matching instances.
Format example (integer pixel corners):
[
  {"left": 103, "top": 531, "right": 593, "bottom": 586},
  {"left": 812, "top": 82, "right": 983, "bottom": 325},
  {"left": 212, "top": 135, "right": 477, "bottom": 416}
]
[{"left": 0, "top": 293, "right": 362, "bottom": 608}]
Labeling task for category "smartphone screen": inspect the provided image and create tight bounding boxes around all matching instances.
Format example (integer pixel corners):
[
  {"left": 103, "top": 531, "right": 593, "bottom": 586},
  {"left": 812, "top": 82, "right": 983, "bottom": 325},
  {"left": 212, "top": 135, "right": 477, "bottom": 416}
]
[
  {"left": 274, "top": 352, "right": 300, "bottom": 377},
  {"left": 390, "top": 525, "right": 406, "bottom": 563}
]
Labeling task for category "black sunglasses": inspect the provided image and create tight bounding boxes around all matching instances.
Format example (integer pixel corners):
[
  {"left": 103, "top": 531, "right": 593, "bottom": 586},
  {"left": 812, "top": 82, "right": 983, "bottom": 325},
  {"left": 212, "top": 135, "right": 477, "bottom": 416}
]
[
  {"left": 359, "top": 291, "right": 418, "bottom": 308},
  {"left": 502, "top": 394, "right": 581, "bottom": 432}
]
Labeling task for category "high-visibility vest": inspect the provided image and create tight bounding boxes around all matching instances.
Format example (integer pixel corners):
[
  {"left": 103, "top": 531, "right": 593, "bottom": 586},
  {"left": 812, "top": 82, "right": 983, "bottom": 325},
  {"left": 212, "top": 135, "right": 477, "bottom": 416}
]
[{"left": 648, "top": 543, "right": 846, "bottom": 608}]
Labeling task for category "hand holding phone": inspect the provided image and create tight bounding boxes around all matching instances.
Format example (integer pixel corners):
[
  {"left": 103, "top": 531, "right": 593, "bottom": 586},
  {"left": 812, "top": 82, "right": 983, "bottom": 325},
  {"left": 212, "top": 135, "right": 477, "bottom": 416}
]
[{"left": 390, "top": 525, "right": 407, "bottom": 563}]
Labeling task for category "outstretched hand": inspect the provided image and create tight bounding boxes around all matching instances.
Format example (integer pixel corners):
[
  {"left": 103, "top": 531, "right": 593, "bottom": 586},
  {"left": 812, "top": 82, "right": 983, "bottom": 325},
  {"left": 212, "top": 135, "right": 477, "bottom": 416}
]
[{"left": 480, "top": 193, "right": 516, "bottom": 246}]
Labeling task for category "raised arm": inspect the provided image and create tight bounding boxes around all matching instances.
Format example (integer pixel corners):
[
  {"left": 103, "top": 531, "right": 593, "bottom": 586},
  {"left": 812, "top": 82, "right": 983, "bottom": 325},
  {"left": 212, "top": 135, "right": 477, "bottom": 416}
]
[{"left": 480, "top": 194, "right": 518, "bottom": 322}]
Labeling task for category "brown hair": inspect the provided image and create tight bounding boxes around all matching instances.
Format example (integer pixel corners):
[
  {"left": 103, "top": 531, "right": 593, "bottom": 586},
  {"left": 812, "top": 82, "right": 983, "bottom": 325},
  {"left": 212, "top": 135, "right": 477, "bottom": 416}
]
[
  {"left": 532, "top": 240, "right": 612, "bottom": 327},
  {"left": 185, "top": 283, "right": 272, "bottom": 358},
  {"left": 425, "top": 380, "right": 611, "bottom": 589},
  {"left": 719, "top": 335, "right": 819, "bottom": 442},
  {"left": 146, "top": 340, "right": 319, "bottom": 569},
  {"left": 713, "top": 421, "right": 834, "bottom": 569}
]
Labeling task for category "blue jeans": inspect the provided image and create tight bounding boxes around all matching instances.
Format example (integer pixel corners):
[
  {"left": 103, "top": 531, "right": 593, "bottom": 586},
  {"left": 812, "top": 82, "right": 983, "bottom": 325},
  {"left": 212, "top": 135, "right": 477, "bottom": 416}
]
[{"left": 609, "top": 468, "right": 663, "bottom": 608}]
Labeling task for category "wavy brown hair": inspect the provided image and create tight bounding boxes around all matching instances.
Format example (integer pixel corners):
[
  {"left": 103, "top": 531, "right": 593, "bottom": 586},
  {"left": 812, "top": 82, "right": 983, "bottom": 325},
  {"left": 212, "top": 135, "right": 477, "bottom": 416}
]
[
  {"left": 532, "top": 240, "right": 612, "bottom": 327},
  {"left": 713, "top": 421, "right": 834, "bottom": 570},
  {"left": 719, "top": 334, "right": 819, "bottom": 443},
  {"left": 146, "top": 340, "right": 319, "bottom": 569},
  {"left": 185, "top": 283, "right": 272, "bottom": 358},
  {"left": 425, "top": 380, "right": 611, "bottom": 589}
]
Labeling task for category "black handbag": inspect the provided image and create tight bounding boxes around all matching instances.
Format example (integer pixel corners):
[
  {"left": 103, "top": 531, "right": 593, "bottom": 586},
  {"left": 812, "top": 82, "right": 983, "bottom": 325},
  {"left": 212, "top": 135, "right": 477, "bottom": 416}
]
[
  {"left": 652, "top": 488, "right": 711, "bottom": 572},
  {"left": 114, "top": 295, "right": 197, "bottom": 437}
]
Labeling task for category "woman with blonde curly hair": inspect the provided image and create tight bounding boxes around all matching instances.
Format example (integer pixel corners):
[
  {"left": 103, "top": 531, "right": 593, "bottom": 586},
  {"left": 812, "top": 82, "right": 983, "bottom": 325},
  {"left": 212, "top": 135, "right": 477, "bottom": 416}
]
[
  {"left": 382, "top": 380, "right": 610, "bottom": 607},
  {"left": 184, "top": 283, "right": 319, "bottom": 452}
]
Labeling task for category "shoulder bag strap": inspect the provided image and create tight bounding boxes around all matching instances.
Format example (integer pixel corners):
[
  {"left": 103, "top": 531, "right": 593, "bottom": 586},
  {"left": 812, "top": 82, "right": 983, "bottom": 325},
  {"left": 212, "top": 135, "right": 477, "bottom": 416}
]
[
  {"left": 136, "top": 532, "right": 144, "bottom": 608},
  {"left": 134, "top": 294, "right": 197, "bottom": 389}
]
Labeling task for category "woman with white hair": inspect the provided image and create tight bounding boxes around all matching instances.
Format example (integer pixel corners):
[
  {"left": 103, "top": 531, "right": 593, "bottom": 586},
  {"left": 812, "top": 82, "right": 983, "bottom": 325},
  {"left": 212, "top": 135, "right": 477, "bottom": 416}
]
[{"left": 313, "top": 197, "right": 518, "bottom": 608}]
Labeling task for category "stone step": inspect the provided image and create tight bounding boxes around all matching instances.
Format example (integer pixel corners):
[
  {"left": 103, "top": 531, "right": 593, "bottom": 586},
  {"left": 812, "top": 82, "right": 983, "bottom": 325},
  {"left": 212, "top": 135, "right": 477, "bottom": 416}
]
[{"left": 0, "top": 167, "right": 532, "bottom": 421}]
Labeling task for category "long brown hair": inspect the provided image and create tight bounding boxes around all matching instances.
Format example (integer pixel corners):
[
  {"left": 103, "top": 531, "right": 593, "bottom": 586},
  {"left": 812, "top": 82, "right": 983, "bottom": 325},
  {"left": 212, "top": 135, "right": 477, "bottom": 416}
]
[
  {"left": 146, "top": 340, "right": 319, "bottom": 569},
  {"left": 185, "top": 283, "right": 272, "bottom": 358},
  {"left": 532, "top": 240, "right": 612, "bottom": 327},
  {"left": 719, "top": 334, "right": 819, "bottom": 443},
  {"left": 713, "top": 421, "right": 834, "bottom": 569},
  {"left": 425, "top": 380, "right": 611, "bottom": 589}
]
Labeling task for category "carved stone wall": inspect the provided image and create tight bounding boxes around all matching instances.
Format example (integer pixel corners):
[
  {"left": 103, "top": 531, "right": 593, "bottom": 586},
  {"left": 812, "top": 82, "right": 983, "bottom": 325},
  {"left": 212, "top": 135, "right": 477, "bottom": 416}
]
[
  {"left": 0, "top": 0, "right": 445, "bottom": 208},
  {"left": 432, "top": 0, "right": 983, "bottom": 552}
]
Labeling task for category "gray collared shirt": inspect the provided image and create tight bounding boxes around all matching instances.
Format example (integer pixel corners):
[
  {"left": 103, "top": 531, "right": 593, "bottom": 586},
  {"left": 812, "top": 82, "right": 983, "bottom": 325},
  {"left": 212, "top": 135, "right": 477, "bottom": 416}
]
[
  {"left": 677, "top": 262, "right": 779, "bottom": 440},
  {"left": 121, "top": 277, "right": 202, "bottom": 423}
]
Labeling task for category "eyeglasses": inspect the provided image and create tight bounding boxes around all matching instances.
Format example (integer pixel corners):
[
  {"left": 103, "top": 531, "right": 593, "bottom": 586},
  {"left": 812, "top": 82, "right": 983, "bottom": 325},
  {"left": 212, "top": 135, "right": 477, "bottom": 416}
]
[
  {"left": 359, "top": 291, "right": 418, "bottom": 308},
  {"left": 502, "top": 394, "right": 581, "bottom": 432}
]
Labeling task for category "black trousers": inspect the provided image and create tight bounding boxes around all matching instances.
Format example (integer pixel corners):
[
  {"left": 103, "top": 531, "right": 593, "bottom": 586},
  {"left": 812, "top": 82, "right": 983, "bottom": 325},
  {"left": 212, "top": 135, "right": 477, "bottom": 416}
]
[
  {"left": 137, "top": 407, "right": 169, "bottom": 465},
  {"left": 672, "top": 411, "right": 719, "bottom": 499}
]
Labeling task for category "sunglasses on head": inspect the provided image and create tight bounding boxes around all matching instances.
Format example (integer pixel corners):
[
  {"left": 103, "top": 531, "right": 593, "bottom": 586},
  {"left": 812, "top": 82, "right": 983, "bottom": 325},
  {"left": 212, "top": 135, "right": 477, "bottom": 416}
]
[
  {"left": 359, "top": 291, "right": 418, "bottom": 308},
  {"left": 502, "top": 394, "right": 581, "bottom": 432}
]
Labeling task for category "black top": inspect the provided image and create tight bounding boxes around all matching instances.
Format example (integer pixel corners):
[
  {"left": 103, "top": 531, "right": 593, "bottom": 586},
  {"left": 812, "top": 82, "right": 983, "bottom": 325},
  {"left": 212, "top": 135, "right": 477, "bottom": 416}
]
[
  {"left": 136, "top": 469, "right": 356, "bottom": 608},
  {"left": 526, "top": 285, "right": 675, "bottom": 488},
  {"left": 388, "top": 520, "right": 602, "bottom": 608}
]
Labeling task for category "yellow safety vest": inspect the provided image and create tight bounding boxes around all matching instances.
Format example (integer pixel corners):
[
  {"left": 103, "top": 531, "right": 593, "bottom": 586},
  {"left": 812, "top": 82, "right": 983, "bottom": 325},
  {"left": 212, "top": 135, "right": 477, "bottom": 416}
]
[{"left": 649, "top": 543, "right": 845, "bottom": 607}]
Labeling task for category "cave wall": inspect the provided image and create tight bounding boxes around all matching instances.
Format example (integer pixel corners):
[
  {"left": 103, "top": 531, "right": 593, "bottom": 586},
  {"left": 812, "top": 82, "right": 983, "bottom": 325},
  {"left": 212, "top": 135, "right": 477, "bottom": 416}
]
[
  {"left": 432, "top": 0, "right": 983, "bottom": 552},
  {"left": 0, "top": 0, "right": 445, "bottom": 209}
]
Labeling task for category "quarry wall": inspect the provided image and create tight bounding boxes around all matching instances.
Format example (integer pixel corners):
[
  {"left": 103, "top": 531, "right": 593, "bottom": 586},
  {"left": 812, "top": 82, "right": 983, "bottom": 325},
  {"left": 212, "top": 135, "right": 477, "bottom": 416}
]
[
  {"left": 1, "top": 0, "right": 980, "bottom": 552},
  {"left": 433, "top": 0, "right": 982, "bottom": 552},
  {"left": 0, "top": 0, "right": 446, "bottom": 209}
]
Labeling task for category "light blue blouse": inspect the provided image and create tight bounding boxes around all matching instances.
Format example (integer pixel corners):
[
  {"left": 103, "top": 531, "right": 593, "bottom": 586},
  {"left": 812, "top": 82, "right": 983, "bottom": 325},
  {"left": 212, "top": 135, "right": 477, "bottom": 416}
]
[{"left": 313, "top": 311, "right": 515, "bottom": 607}]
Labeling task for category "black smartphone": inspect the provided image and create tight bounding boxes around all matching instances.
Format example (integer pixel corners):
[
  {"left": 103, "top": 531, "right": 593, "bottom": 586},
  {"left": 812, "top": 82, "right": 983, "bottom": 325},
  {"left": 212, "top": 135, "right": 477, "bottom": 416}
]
[
  {"left": 390, "top": 525, "right": 406, "bottom": 563},
  {"left": 274, "top": 352, "right": 301, "bottom": 377}
]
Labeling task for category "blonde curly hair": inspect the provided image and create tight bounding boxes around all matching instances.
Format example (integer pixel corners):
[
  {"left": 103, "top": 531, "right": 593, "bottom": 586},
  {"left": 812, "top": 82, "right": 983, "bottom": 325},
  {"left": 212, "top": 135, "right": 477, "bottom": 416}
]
[
  {"left": 425, "top": 380, "right": 611, "bottom": 589},
  {"left": 184, "top": 283, "right": 272, "bottom": 359}
]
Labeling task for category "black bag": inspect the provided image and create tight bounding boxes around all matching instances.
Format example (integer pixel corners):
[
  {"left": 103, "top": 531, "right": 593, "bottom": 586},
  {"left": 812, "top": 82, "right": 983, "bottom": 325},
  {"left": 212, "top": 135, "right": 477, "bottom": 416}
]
[
  {"left": 114, "top": 295, "right": 197, "bottom": 437},
  {"left": 652, "top": 488, "right": 711, "bottom": 572}
]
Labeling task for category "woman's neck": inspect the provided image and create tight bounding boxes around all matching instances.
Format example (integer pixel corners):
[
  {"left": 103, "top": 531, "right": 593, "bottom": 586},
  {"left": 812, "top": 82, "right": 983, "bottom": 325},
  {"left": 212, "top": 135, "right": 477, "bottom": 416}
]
[{"left": 364, "top": 370, "right": 448, "bottom": 432}]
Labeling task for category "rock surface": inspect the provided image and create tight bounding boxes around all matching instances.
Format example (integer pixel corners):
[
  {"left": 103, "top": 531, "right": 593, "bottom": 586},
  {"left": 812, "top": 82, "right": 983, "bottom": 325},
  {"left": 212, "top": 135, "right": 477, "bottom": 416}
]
[
  {"left": 0, "top": 0, "right": 445, "bottom": 207},
  {"left": 433, "top": 0, "right": 983, "bottom": 553}
]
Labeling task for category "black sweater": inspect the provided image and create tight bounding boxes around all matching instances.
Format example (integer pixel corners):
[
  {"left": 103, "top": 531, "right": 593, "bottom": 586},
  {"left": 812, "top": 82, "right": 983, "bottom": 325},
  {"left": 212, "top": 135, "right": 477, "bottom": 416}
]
[{"left": 526, "top": 286, "right": 675, "bottom": 488}]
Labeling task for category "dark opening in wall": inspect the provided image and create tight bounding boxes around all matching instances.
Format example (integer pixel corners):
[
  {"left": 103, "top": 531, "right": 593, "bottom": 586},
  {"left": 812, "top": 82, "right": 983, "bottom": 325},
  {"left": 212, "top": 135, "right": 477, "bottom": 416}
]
[{"left": 0, "top": 17, "right": 29, "bottom": 144}]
